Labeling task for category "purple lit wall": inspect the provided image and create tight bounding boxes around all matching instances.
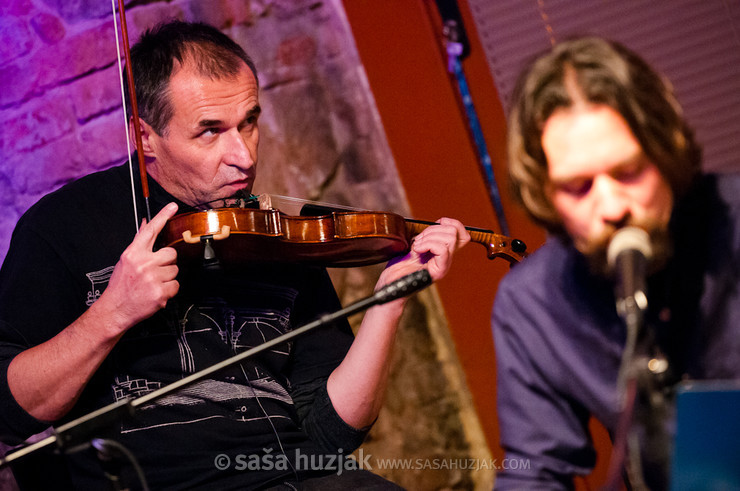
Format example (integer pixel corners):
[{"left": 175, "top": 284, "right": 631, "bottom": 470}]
[{"left": 0, "top": 0, "right": 133, "bottom": 259}]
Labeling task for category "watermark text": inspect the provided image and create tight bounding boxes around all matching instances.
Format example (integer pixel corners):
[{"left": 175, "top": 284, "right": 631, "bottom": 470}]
[{"left": 213, "top": 449, "right": 529, "bottom": 475}]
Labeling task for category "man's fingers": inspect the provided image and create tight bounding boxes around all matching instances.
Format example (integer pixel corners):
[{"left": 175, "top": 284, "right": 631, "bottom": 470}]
[
  {"left": 134, "top": 202, "right": 179, "bottom": 250},
  {"left": 412, "top": 219, "right": 470, "bottom": 254},
  {"left": 153, "top": 244, "right": 178, "bottom": 266},
  {"left": 158, "top": 264, "right": 180, "bottom": 283},
  {"left": 438, "top": 217, "right": 471, "bottom": 245}
]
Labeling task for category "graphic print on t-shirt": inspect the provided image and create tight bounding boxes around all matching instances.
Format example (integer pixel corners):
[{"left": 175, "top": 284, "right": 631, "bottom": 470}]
[
  {"left": 85, "top": 266, "right": 115, "bottom": 306},
  {"left": 110, "top": 280, "right": 300, "bottom": 434}
]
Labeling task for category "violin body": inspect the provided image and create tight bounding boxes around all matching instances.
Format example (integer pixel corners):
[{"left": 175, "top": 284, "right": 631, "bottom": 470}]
[
  {"left": 162, "top": 207, "right": 411, "bottom": 267},
  {"left": 161, "top": 198, "right": 527, "bottom": 268}
]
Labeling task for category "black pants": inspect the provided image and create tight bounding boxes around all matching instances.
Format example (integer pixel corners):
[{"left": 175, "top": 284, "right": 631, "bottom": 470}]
[{"left": 263, "top": 469, "right": 405, "bottom": 490}]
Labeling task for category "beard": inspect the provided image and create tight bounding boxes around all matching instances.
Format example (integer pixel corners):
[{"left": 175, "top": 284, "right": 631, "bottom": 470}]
[{"left": 576, "top": 218, "right": 673, "bottom": 279}]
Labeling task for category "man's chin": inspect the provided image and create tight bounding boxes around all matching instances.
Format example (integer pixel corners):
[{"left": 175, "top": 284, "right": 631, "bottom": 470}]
[
  {"left": 194, "top": 188, "right": 255, "bottom": 210},
  {"left": 576, "top": 224, "right": 673, "bottom": 279},
  {"left": 578, "top": 241, "right": 611, "bottom": 278}
]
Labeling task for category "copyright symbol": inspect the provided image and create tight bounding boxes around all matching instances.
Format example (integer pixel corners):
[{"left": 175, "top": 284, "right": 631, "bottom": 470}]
[{"left": 214, "top": 454, "right": 230, "bottom": 470}]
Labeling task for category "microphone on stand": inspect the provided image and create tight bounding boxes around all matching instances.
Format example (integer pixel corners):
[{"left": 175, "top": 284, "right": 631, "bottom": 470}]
[
  {"left": 607, "top": 226, "right": 655, "bottom": 407},
  {"left": 606, "top": 227, "right": 672, "bottom": 489},
  {"left": 607, "top": 226, "right": 653, "bottom": 321}
]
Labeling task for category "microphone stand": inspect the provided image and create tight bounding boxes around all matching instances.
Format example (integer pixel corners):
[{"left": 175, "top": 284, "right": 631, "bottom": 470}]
[
  {"left": 605, "top": 233, "right": 671, "bottom": 490},
  {"left": 0, "top": 269, "right": 433, "bottom": 486},
  {"left": 607, "top": 287, "right": 652, "bottom": 490}
]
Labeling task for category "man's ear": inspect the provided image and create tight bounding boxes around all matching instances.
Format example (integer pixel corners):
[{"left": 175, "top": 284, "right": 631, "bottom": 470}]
[{"left": 131, "top": 118, "right": 158, "bottom": 157}]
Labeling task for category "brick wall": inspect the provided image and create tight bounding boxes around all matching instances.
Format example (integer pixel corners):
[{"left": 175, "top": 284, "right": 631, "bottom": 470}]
[{"left": 0, "top": 0, "right": 411, "bottom": 258}]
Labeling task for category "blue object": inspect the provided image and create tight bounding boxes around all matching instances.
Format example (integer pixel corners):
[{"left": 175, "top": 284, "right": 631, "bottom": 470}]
[
  {"left": 446, "top": 37, "right": 510, "bottom": 236},
  {"left": 670, "top": 380, "right": 740, "bottom": 490}
]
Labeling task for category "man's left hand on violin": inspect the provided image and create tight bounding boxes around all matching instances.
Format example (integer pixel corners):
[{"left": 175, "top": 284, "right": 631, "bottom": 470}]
[{"left": 377, "top": 217, "right": 470, "bottom": 292}]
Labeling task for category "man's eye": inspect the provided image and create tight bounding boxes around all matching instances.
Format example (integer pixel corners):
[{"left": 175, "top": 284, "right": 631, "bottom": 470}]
[
  {"left": 199, "top": 128, "right": 219, "bottom": 137},
  {"left": 240, "top": 116, "right": 258, "bottom": 131},
  {"left": 613, "top": 163, "right": 644, "bottom": 182},
  {"left": 559, "top": 179, "right": 592, "bottom": 197}
]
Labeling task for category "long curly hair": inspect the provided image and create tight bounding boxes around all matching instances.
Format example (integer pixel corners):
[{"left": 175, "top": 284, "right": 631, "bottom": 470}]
[{"left": 507, "top": 37, "right": 701, "bottom": 237}]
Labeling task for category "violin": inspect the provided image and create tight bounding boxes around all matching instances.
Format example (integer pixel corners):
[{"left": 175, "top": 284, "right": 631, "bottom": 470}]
[{"left": 161, "top": 195, "right": 527, "bottom": 268}]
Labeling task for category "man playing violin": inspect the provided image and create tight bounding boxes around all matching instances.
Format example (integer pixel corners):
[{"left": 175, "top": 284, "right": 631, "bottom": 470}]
[
  {"left": 0, "top": 21, "right": 469, "bottom": 489},
  {"left": 492, "top": 37, "right": 740, "bottom": 489}
]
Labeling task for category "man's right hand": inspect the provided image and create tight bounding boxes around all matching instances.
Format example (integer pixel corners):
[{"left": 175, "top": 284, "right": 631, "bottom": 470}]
[
  {"left": 7, "top": 202, "right": 181, "bottom": 422},
  {"left": 103, "top": 202, "right": 180, "bottom": 331}
]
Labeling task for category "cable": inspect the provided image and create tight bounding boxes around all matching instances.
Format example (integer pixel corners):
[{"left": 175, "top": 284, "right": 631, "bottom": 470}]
[{"left": 91, "top": 438, "right": 150, "bottom": 491}]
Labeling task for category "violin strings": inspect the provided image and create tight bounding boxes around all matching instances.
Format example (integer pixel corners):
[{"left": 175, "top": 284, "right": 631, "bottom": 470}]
[
  {"left": 191, "top": 193, "right": 505, "bottom": 242},
  {"left": 265, "top": 194, "right": 365, "bottom": 212},
  {"left": 198, "top": 193, "right": 363, "bottom": 213},
  {"left": 111, "top": 0, "right": 140, "bottom": 232}
]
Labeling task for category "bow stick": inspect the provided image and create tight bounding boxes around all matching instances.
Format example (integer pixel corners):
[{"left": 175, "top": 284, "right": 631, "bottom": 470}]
[{"left": 111, "top": 0, "right": 151, "bottom": 228}]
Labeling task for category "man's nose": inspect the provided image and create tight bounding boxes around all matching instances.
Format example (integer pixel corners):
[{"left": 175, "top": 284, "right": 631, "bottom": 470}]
[
  {"left": 223, "top": 128, "right": 256, "bottom": 170},
  {"left": 593, "top": 175, "right": 630, "bottom": 225}
]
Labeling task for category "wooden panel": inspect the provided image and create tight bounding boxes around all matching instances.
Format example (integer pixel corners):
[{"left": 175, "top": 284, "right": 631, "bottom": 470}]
[{"left": 468, "top": 0, "right": 740, "bottom": 173}]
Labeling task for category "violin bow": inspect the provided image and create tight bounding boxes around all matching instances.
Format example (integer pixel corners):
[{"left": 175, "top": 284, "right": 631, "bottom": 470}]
[{"left": 111, "top": 0, "right": 152, "bottom": 228}]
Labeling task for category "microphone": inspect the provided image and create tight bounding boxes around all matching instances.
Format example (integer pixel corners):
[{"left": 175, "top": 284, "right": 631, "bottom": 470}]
[{"left": 607, "top": 227, "right": 653, "bottom": 320}]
